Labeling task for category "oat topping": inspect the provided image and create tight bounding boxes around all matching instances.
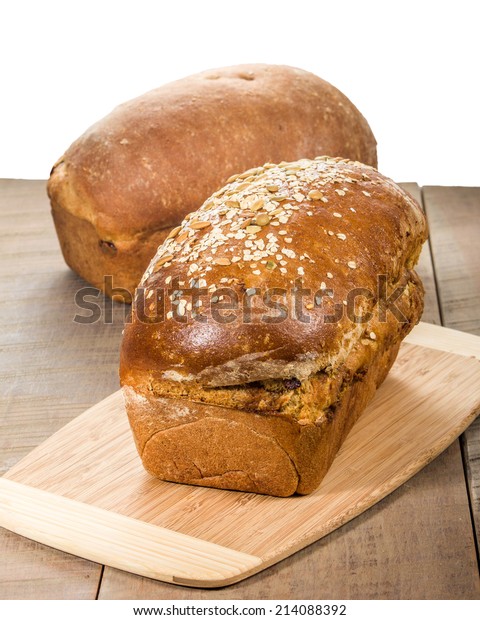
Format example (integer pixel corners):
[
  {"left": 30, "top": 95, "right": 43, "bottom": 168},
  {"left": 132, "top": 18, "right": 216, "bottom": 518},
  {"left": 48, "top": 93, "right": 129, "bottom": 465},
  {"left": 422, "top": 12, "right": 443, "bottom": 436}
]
[
  {"left": 140, "top": 156, "right": 377, "bottom": 319},
  {"left": 255, "top": 213, "right": 271, "bottom": 226},
  {"left": 166, "top": 225, "right": 181, "bottom": 240},
  {"left": 189, "top": 220, "right": 211, "bottom": 230}
]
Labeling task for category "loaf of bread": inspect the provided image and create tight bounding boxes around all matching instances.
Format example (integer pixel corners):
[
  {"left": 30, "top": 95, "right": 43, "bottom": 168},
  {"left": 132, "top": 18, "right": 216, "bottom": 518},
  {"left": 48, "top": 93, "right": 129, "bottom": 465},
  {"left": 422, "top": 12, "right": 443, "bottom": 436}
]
[
  {"left": 120, "top": 156, "right": 427, "bottom": 496},
  {"left": 47, "top": 64, "right": 377, "bottom": 301}
]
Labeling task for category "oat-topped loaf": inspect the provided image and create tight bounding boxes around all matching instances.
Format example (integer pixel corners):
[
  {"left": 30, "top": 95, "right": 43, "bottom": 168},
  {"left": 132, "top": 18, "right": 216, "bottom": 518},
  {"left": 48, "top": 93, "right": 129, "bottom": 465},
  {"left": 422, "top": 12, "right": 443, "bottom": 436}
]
[
  {"left": 47, "top": 64, "right": 377, "bottom": 301},
  {"left": 120, "top": 157, "right": 427, "bottom": 496}
]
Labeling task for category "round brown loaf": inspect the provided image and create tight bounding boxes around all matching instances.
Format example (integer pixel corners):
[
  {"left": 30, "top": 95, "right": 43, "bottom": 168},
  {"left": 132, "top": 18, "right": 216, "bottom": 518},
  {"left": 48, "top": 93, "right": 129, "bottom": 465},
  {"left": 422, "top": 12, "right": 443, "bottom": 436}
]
[{"left": 47, "top": 64, "right": 377, "bottom": 300}]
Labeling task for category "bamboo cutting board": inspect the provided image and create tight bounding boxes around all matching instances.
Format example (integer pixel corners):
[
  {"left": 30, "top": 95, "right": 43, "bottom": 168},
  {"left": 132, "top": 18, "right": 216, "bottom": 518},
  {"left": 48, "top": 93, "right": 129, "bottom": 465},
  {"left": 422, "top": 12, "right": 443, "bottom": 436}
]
[{"left": 1, "top": 322, "right": 479, "bottom": 588}]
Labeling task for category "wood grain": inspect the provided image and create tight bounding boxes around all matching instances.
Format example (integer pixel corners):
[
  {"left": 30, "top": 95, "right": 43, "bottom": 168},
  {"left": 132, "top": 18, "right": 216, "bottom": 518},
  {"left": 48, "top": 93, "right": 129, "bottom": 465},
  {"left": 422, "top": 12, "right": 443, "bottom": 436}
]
[
  {"left": 1, "top": 180, "right": 479, "bottom": 599},
  {"left": 0, "top": 479, "right": 262, "bottom": 587},
  {"left": 0, "top": 180, "right": 110, "bottom": 599},
  {"left": 423, "top": 186, "right": 480, "bottom": 548},
  {"left": 0, "top": 526, "right": 101, "bottom": 600},
  {"left": 2, "top": 328, "right": 479, "bottom": 588},
  {"left": 423, "top": 187, "right": 480, "bottom": 335},
  {"left": 0, "top": 180, "right": 128, "bottom": 475}
]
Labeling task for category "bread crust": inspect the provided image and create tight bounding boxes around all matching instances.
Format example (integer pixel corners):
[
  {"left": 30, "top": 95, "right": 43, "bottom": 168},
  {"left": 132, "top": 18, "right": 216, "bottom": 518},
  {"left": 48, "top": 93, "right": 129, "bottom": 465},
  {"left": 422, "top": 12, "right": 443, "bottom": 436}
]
[
  {"left": 120, "top": 156, "right": 427, "bottom": 496},
  {"left": 47, "top": 64, "right": 377, "bottom": 298}
]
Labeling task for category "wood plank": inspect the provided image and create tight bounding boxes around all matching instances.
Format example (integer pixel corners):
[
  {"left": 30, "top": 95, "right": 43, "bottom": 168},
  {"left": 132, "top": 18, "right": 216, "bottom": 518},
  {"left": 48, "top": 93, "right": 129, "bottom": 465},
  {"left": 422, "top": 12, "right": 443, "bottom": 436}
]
[
  {"left": 401, "top": 183, "right": 441, "bottom": 325},
  {"left": 0, "top": 528, "right": 101, "bottom": 600},
  {"left": 423, "top": 187, "right": 480, "bottom": 335},
  {"left": 0, "top": 180, "right": 129, "bottom": 474},
  {"left": 0, "top": 180, "right": 108, "bottom": 599},
  {"left": 423, "top": 185, "right": 480, "bottom": 547}
]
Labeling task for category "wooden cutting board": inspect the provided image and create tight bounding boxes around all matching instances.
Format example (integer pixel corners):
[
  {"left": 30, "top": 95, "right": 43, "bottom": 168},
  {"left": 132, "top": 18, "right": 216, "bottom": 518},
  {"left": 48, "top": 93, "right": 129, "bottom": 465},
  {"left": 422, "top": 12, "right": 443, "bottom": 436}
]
[{"left": 1, "top": 322, "right": 479, "bottom": 588}]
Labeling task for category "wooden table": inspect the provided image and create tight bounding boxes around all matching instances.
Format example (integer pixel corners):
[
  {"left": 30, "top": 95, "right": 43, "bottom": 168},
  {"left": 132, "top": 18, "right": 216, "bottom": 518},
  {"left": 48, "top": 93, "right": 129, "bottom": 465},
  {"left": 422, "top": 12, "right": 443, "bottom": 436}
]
[{"left": 0, "top": 180, "right": 479, "bottom": 600}]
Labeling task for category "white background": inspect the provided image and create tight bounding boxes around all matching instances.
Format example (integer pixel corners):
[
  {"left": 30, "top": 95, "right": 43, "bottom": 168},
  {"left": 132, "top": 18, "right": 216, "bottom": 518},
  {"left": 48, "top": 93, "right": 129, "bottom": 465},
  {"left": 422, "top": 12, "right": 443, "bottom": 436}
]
[{"left": 1, "top": 0, "right": 478, "bottom": 186}]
